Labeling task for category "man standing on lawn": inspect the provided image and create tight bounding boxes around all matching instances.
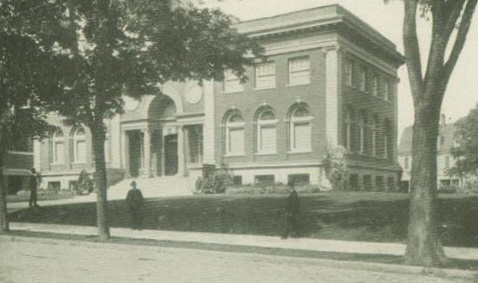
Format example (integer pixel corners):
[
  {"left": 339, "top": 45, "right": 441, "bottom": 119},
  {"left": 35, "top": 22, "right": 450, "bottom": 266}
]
[
  {"left": 28, "top": 168, "right": 39, "bottom": 208},
  {"left": 126, "top": 181, "right": 145, "bottom": 230},
  {"left": 281, "top": 181, "right": 300, "bottom": 239}
]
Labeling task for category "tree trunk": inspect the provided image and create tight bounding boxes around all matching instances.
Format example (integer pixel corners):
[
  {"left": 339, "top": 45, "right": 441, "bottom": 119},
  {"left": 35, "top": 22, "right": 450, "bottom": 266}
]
[
  {"left": 90, "top": 119, "right": 110, "bottom": 240},
  {"left": 405, "top": 107, "right": 445, "bottom": 266},
  {"left": 0, "top": 156, "right": 9, "bottom": 233}
]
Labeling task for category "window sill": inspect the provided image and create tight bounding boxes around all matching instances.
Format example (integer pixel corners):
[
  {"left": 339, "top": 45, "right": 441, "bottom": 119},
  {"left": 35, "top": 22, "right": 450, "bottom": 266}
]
[
  {"left": 255, "top": 152, "right": 277, "bottom": 156},
  {"left": 223, "top": 153, "right": 245, "bottom": 157},
  {"left": 254, "top": 86, "right": 276, "bottom": 91},
  {"left": 287, "top": 150, "right": 312, "bottom": 154},
  {"left": 71, "top": 162, "right": 87, "bottom": 165},
  {"left": 223, "top": 89, "right": 243, "bottom": 94},
  {"left": 287, "top": 82, "right": 310, "bottom": 87}
]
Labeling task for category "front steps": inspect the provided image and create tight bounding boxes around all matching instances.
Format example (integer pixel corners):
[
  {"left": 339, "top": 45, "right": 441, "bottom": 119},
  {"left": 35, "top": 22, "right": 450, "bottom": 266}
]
[{"left": 106, "top": 176, "right": 195, "bottom": 200}]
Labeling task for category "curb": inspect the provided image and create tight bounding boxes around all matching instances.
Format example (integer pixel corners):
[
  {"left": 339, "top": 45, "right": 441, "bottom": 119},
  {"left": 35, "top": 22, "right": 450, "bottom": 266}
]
[{"left": 1, "top": 233, "right": 477, "bottom": 280}]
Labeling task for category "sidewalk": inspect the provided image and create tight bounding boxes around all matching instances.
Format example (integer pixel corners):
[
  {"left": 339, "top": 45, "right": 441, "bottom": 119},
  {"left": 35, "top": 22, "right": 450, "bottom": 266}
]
[{"left": 8, "top": 222, "right": 478, "bottom": 262}]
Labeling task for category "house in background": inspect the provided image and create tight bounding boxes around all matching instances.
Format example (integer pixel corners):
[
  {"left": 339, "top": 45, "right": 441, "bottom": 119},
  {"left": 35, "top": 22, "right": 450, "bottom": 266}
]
[
  {"left": 398, "top": 116, "right": 460, "bottom": 191},
  {"left": 35, "top": 5, "right": 404, "bottom": 192},
  {"left": 3, "top": 135, "right": 34, "bottom": 195}
]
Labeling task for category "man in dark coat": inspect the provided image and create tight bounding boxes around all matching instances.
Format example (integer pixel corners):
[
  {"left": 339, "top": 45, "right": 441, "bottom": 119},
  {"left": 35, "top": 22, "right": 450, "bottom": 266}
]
[
  {"left": 281, "top": 181, "right": 300, "bottom": 239},
  {"left": 126, "top": 181, "right": 145, "bottom": 230},
  {"left": 29, "top": 168, "right": 39, "bottom": 208}
]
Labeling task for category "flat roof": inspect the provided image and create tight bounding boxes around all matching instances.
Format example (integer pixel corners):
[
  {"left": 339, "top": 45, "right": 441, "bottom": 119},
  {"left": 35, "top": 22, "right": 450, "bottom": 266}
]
[{"left": 233, "top": 4, "right": 404, "bottom": 63}]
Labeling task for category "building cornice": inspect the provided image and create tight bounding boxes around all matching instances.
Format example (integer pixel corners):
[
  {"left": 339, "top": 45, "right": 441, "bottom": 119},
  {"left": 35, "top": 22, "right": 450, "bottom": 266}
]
[{"left": 234, "top": 4, "right": 404, "bottom": 66}]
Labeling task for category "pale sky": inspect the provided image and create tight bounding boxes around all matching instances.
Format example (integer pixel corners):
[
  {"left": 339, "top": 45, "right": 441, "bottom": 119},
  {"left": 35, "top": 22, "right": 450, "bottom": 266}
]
[{"left": 197, "top": 0, "right": 478, "bottom": 137}]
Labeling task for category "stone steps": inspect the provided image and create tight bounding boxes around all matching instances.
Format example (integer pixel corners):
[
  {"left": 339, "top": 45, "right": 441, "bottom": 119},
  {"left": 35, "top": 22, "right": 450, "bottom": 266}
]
[{"left": 107, "top": 176, "right": 194, "bottom": 200}]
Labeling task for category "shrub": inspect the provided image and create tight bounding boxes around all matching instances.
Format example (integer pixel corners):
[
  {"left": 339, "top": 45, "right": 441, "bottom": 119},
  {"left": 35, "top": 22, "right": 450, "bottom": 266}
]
[
  {"left": 199, "top": 168, "right": 234, "bottom": 194},
  {"left": 322, "top": 146, "right": 349, "bottom": 191},
  {"left": 225, "top": 183, "right": 321, "bottom": 195},
  {"left": 438, "top": 185, "right": 458, "bottom": 194},
  {"left": 458, "top": 179, "right": 478, "bottom": 194}
]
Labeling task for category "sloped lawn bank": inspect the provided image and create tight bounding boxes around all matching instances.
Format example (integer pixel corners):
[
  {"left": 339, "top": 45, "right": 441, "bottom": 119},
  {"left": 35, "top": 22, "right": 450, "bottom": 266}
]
[{"left": 8, "top": 192, "right": 478, "bottom": 248}]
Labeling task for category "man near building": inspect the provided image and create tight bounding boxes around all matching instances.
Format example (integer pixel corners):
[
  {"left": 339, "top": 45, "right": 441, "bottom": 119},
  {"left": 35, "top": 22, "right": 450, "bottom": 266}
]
[
  {"left": 28, "top": 168, "right": 39, "bottom": 208},
  {"left": 126, "top": 181, "right": 145, "bottom": 230},
  {"left": 281, "top": 181, "right": 300, "bottom": 239}
]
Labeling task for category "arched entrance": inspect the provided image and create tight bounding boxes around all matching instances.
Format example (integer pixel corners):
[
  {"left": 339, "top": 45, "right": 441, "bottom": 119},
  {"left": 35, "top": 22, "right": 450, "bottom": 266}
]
[{"left": 148, "top": 95, "right": 179, "bottom": 176}]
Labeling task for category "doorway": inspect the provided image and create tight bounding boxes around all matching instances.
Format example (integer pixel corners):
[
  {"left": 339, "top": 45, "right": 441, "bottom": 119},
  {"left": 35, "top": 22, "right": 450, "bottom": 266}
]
[
  {"left": 164, "top": 134, "right": 178, "bottom": 176},
  {"left": 128, "top": 130, "right": 142, "bottom": 178}
]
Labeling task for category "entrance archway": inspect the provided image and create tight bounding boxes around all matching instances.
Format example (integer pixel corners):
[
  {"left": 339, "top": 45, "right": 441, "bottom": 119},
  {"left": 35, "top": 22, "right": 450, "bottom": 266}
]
[{"left": 148, "top": 95, "right": 179, "bottom": 177}]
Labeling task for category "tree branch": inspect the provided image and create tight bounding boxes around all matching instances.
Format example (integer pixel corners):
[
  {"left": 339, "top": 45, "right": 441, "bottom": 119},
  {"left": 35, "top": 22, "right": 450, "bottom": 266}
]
[
  {"left": 441, "top": 0, "right": 466, "bottom": 41},
  {"left": 403, "top": 0, "right": 424, "bottom": 97},
  {"left": 423, "top": 1, "right": 446, "bottom": 88},
  {"left": 443, "top": 0, "right": 478, "bottom": 83}
]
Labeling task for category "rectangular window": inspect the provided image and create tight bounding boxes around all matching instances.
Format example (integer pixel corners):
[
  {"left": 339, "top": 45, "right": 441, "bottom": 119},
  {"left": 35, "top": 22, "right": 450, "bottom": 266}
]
[
  {"left": 289, "top": 57, "right": 310, "bottom": 85},
  {"left": 259, "top": 125, "right": 277, "bottom": 154},
  {"left": 363, "top": 175, "right": 372, "bottom": 189},
  {"left": 255, "top": 62, "right": 276, "bottom": 89},
  {"left": 445, "top": 156, "right": 450, "bottom": 168},
  {"left": 293, "top": 122, "right": 311, "bottom": 151},
  {"left": 228, "top": 128, "right": 244, "bottom": 155},
  {"left": 75, "top": 141, "right": 86, "bottom": 163},
  {"left": 255, "top": 175, "right": 275, "bottom": 186},
  {"left": 48, "top": 181, "right": 61, "bottom": 191},
  {"left": 224, "top": 70, "right": 243, "bottom": 93},
  {"left": 55, "top": 142, "right": 64, "bottom": 163},
  {"left": 387, "top": 177, "right": 395, "bottom": 191},
  {"left": 383, "top": 78, "right": 390, "bottom": 101},
  {"left": 288, "top": 174, "right": 310, "bottom": 186},
  {"left": 359, "top": 66, "right": 366, "bottom": 92},
  {"left": 233, "top": 176, "right": 243, "bottom": 186},
  {"left": 371, "top": 73, "right": 378, "bottom": 96},
  {"left": 375, "top": 176, "right": 384, "bottom": 191},
  {"left": 345, "top": 59, "right": 354, "bottom": 87},
  {"left": 404, "top": 157, "right": 409, "bottom": 170}
]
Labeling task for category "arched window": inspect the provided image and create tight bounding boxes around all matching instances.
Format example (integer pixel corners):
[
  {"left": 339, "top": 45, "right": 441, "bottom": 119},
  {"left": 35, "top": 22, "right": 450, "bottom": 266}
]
[
  {"left": 52, "top": 129, "right": 64, "bottom": 164},
  {"left": 225, "top": 111, "right": 245, "bottom": 156},
  {"left": 289, "top": 104, "right": 312, "bottom": 152},
  {"left": 72, "top": 127, "right": 86, "bottom": 163},
  {"left": 256, "top": 108, "right": 277, "bottom": 154}
]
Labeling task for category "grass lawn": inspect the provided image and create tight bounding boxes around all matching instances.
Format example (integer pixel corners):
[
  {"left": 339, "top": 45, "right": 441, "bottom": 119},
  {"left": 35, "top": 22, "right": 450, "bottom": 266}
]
[
  {"left": 6, "top": 192, "right": 74, "bottom": 203},
  {"left": 8, "top": 191, "right": 478, "bottom": 248}
]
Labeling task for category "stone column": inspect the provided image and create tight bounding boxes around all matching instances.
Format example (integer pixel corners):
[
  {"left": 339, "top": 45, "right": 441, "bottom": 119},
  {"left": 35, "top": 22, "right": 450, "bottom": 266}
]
[
  {"left": 177, "top": 126, "right": 186, "bottom": 176},
  {"left": 183, "top": 126, "right": 190, "bottom": 176},
  {"left": 203, "top": 80, "right": 216, "bottom": 164},
  {"left": 324, "top": 45, "right": 341, "bottom": 149},
  {"left": 142, "top": 129, "right": 152, "bottom": 177},
  {"left": 121, "top": 131, "right": 130, "bottom": 177}
]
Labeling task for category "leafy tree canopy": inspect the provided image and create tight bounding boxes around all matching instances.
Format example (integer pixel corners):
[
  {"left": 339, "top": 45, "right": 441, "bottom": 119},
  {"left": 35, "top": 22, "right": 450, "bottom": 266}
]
[
  {"left": 449, "top": 105, "right": 478, "bottom": 177},
  {"left": 0, "top": 0, "right": 67, "bottom": 150},
  {"left": 15, "top": 0, "right": 265, "bottom": 125}
]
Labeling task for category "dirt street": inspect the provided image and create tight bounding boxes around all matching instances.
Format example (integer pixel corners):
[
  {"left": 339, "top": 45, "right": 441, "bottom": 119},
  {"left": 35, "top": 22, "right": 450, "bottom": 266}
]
[{"left": 0, "top": 238, "right": 472, "bottom": 283}]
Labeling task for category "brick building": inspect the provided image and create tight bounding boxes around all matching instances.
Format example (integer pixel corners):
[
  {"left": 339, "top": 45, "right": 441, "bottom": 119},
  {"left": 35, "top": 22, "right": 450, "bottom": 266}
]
[{"left": 35, "top": 5, "right": 404, "bottom": 191}]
